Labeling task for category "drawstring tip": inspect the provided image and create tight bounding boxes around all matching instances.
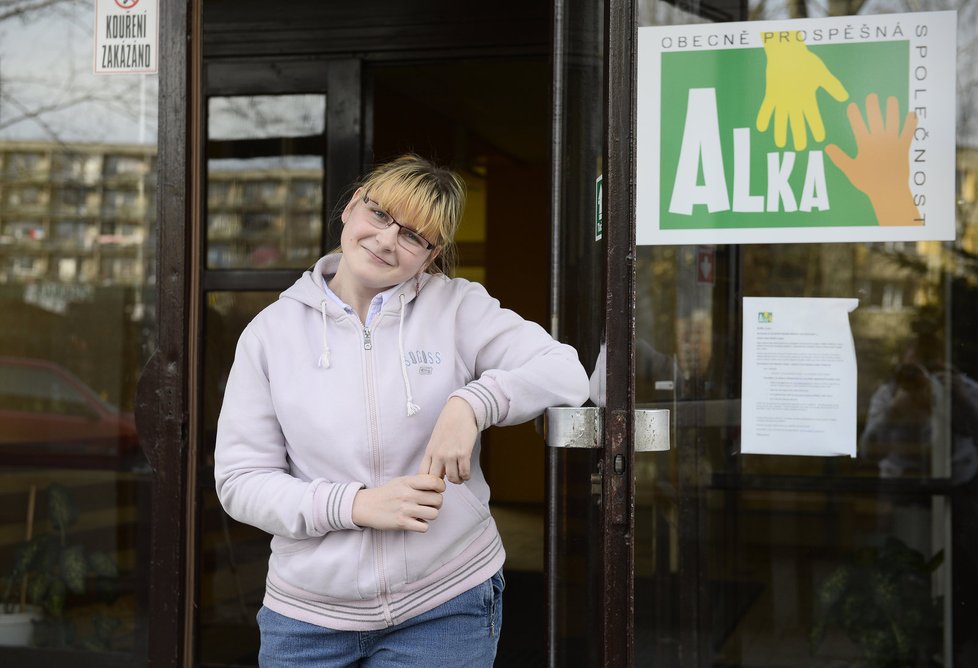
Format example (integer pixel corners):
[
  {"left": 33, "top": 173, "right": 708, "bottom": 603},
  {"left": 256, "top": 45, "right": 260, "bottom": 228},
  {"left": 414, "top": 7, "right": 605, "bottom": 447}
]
[
  {"left": 406, "top": 401, "right": 421, "bottom": 416},
  {"left": 318, "top": 352, "right": 331, "bottom": 368}
]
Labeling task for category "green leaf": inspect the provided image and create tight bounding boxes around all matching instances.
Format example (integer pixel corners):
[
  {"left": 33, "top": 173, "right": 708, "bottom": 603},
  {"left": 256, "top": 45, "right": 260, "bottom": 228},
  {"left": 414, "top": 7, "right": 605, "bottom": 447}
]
[
  {"left": 27, "top": 576, "right": 47, "bottom": 606},
  {"left": 45, "top": 579, "right": 66, "bottom": 617},
  {"left": 34, "top": 534, "right": 61, "bottom": 572},
  {"left": 12, "top": 539, "right": 40, "bottom": 576},
  {"left": 86, "top": 551, "right": 118, "bottom": 578},
  {"left": 61, "top": 545, "right": 87, "bottom": 594}
]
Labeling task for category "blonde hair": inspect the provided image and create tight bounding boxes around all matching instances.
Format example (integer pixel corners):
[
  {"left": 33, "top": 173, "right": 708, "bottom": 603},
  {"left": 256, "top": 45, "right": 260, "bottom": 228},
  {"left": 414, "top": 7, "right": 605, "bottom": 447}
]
[{"left": 354, "top": 154, "right": 466, "bottom": 276}]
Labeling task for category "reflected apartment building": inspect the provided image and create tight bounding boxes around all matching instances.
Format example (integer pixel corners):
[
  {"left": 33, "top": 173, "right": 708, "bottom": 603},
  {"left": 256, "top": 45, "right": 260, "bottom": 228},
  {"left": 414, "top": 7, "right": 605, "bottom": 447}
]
[
  {"left": 0, "top": 142, "right": 156, "bottom": 291},
  {"left": 0, "top": 140, "right": 327, "bottom": 417}
]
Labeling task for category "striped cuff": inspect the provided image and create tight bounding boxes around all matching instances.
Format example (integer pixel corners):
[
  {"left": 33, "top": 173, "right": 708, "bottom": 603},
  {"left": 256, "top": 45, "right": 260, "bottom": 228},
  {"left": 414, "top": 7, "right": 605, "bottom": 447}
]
[
  {"left": 313, "top": 481, "right": 365, "bottom": 533},
  {"left": 450, "top": 376, "right": 509, "bottom": 431}
]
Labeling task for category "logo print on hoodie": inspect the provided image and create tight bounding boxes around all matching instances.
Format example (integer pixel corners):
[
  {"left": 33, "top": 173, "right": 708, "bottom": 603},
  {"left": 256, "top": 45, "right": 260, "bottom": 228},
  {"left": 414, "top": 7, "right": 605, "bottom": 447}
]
[{"left": 404, "top": 349, "right": 442, "bottom": 376}]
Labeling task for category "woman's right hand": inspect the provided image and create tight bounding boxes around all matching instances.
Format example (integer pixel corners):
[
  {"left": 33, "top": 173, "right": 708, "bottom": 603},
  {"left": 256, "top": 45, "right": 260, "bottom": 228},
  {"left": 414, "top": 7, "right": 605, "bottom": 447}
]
[{"left": 351, "top": 474, "right": 446, "bottom": 532}]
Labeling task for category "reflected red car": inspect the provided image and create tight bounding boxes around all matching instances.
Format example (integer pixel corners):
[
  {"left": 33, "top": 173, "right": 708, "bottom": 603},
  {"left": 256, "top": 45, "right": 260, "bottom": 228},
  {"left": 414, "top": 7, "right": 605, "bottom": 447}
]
[{"left": 0, "top": 357, "right": 140, "bottom": 469}]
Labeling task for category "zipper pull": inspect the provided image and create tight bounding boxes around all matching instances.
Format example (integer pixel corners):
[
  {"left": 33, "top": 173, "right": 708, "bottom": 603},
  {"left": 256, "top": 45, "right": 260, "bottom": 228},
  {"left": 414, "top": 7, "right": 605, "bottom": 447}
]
[{"left": 363, "top": 328, "right": 372, "bottom": 350}]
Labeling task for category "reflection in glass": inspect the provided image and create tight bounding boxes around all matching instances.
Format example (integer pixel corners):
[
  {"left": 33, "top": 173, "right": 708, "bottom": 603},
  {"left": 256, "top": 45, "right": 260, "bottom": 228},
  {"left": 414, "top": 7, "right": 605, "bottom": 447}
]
[
  {"left": 207, "top": 95, "right": 326, "bottom": 141},
  {"left": 207, "top": 157, "right": 323, "bottom": 269},
  {"left": 0, "top": 2, "right": 156, "bottom": 660},
  {"left": 636, "top": 1, "right": 977, "bottom": 665},
  {"left": 206, "top": 95, "right": 326, "bottom": 270},
  {"left": 200, "top": 292, "right": 279, "bottom": 665}
]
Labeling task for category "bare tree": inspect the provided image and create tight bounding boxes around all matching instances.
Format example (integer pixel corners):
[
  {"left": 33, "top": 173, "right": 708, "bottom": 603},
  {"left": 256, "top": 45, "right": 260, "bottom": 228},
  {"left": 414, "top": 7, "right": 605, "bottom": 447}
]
[{"left": 0, "top": 0, "right": 157, "bottom": 144}]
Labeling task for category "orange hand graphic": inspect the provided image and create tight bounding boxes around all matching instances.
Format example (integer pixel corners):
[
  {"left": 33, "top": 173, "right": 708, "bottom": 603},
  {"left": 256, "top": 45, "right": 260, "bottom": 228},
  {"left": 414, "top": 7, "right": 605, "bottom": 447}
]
[
  {"left": 756, "top": 32, "right": 849, "bottom": 151},
  {"left": 825, "top": 94, "right": 922, "bottom": 227}
]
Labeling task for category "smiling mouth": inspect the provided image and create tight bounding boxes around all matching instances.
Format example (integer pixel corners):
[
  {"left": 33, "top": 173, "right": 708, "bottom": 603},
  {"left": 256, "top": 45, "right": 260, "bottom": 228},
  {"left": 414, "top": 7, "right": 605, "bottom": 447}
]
[{"left": 364, "top": 246, "right": 393, "bottom": 266}]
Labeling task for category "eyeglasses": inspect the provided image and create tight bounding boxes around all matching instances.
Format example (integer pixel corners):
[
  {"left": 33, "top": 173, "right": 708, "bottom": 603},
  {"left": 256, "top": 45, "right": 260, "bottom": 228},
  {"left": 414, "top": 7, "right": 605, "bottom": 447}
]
[{"left": 361, "top": 194, "right": 435, "bottom": 255}]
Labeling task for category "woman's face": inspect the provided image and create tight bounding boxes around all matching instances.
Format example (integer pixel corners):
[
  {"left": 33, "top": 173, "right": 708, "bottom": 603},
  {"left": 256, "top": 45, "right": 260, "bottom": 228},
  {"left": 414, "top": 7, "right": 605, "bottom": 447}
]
[{"left": 337, "top": 188, "right": 435, "bottom": 292}]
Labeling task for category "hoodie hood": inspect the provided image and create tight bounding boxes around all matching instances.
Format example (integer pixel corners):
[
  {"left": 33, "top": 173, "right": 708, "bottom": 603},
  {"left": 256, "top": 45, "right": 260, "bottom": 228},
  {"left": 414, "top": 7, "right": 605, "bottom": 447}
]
[{"left": 280, "top": 253, "right": 428, "bottom": 313}]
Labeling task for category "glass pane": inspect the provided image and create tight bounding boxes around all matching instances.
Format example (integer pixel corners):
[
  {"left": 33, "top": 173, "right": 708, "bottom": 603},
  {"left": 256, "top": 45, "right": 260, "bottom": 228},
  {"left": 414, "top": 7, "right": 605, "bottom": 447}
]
[
  {"left": 206, "top": 95, "right": 326, "bottom": 270},
  {"left": 635, "top": 1, "right": 977, "bottom": 665},
  {"left": 208, "top": 95, "right": 326, "bottom": 140},
  {"left": 207, "top": 156, "right": 323, "bottom": 269},
  {"left": 0, "top": 1, "right": 157, "bottom": 662},
  {"left": 199, "top": 291, "right": 279, "bottom": 665},
  {"left": 552, "top": 0, "right": 605, "bottom": 665}
]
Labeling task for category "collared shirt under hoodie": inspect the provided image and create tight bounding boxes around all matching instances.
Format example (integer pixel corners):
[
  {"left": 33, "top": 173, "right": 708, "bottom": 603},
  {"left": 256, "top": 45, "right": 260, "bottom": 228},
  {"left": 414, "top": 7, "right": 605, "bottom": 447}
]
[{"left": 214, "top": 253, "right": 589, "bottom": 630}]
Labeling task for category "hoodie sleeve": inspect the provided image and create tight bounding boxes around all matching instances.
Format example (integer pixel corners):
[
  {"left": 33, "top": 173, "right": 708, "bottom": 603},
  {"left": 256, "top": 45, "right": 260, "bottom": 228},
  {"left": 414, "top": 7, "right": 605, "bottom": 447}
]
[
  {"left": 449, "top": 281, "right": 589, "bottom": 430},
  {"left": 214, "top": 326, "right": 364, "bottom": 539}
]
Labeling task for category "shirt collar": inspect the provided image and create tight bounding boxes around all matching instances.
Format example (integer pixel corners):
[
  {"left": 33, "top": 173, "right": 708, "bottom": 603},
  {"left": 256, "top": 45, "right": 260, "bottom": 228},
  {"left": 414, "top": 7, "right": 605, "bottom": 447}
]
[{"left": 322, "top": 277, "right": 400, "bottom": 327}]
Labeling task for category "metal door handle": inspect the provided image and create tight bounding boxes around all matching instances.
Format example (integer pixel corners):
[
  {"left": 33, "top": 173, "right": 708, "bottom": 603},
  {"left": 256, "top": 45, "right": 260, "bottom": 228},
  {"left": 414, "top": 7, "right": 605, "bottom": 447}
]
[{"left": 544, "top": 407, "right": 670, "bottom": 452}]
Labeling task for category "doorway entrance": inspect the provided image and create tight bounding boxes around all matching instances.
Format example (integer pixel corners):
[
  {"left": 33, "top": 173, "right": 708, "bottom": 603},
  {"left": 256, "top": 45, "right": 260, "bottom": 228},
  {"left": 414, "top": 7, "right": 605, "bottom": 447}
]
[{"left": 193, "top": 5, "right": 554, "bottom": 665}]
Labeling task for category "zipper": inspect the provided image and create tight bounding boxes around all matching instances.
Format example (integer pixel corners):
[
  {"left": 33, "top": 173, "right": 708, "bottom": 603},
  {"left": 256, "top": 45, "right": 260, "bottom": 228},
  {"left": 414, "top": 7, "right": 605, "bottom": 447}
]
[{"left": 357, "top": 314, "right": 392, "bottom": 625}]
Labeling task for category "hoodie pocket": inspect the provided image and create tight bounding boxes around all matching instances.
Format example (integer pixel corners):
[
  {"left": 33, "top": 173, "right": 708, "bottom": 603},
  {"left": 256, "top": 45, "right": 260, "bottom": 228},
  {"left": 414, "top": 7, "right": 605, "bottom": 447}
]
[
  {"left": 401, "top": 482, "right": 491, "bottom": 583},
  {"left": 269, "top": 531, "right": 366, "bottom": 599}
]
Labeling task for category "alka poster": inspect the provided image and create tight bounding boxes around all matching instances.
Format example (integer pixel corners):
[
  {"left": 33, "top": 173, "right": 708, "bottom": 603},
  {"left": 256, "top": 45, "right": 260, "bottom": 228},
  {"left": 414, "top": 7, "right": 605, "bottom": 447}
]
[{"left": 636, "top": 11, "right": 956, "bottom": 246}]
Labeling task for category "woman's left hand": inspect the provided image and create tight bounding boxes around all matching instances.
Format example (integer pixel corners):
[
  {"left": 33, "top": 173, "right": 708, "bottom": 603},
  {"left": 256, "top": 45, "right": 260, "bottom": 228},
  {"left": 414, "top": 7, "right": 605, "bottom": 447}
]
[{"left": 419, "top": 397, "right": 479, "bottom": 484}]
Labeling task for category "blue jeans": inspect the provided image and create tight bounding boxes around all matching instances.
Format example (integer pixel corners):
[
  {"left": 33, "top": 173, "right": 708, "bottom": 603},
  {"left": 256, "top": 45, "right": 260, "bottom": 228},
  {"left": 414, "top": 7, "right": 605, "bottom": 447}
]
[{"left": 257, "top": 570, "right": 504, "bottom": 667}]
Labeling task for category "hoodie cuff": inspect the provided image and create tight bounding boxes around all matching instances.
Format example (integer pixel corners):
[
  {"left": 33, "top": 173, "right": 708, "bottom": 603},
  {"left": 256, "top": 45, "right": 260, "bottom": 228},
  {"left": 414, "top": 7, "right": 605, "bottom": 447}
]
[
  {"left": 314, "top": 481, "right": 365, "bottom": 533},
  {"left": 450, "top": 376, "right": 510, "bottom": 431}
]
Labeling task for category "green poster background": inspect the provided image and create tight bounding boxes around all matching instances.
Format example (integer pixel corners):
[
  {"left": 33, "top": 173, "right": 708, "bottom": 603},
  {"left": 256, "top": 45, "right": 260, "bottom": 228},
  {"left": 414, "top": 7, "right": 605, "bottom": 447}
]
[{"left": 659, "top": 41, "right": 908, "bottom": 230}]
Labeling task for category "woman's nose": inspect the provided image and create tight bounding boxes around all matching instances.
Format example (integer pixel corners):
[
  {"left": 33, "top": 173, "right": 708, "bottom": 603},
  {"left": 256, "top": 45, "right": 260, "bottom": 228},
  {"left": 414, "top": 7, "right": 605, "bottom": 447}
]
[{"left": 375, "top": 223, "right": 399, "bottom": 249}]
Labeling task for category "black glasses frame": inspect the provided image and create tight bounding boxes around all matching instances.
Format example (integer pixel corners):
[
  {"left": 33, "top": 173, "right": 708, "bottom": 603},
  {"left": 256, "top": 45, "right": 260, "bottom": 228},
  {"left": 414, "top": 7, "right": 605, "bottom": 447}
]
[{"left": 361, "top": 194, "right": 436, "bottom": 253}]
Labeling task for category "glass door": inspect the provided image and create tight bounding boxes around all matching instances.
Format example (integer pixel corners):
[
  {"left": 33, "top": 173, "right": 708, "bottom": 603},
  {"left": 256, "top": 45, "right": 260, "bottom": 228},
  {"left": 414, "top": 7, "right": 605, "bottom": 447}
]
[
  {"left": 552, "top": 1, "right": 978, "bottom": 666},
  {"left": 548, "top": 0, "right": 633, "bottom": 665},
  {"left": 0, "top": 2, "right": 161, "bottom": 665},
  {"left": 631, "top": 1, "right": 978, "bottom": 667},
  {"left": 194, "top": 58, "right": 361, "bottom": 666}
]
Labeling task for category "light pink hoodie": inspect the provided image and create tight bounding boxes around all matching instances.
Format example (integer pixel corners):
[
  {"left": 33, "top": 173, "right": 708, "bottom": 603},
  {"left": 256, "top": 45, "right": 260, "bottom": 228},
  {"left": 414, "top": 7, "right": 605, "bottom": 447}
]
[{"left": 215, "top": 254, "right": 589, "bottom": 630}]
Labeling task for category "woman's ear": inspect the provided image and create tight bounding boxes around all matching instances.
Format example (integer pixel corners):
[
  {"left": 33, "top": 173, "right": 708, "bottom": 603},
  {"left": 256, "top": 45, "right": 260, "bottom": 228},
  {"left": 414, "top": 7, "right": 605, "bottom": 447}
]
[{"left": 341, "top": 187, "right": 363, "bottom": 225}]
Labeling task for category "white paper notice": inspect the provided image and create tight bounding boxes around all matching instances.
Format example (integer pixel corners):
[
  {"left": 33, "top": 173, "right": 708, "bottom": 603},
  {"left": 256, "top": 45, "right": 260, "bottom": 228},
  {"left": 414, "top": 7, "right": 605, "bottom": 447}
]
[{"left": 741, "top": 297, "right": 859, "bottom": 457}]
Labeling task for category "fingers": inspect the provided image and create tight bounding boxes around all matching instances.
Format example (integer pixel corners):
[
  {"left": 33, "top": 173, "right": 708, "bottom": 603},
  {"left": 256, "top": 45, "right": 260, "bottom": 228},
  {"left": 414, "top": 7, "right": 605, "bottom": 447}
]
[
  {"left": 419, "top": 456, "right": 469, "bottom": 485},
  {"left": 408, "top": 473, "right": 446, "bottom": 494},
  {"left": 805, "top": 104, "right": 826, "bottom": 145},
  {"left": 821, "top": 69, "right": 849, "bottom": 102},
  {"left": 418, "top": 454, "right": 433, "bottom": 476},
  {"left": 756, "top": 96, "right": 774, "bottom": 133},
  {"left": 846, "top": 101, "right": 869, "bottom": 143},
  {"left": 824, "top": 144, "right": 855, "bottom": 178},
  {"left": 773, "top": 106, "right": 788, "bottom": 148},
  {"left": 865, "top": 93, "right": 884, "bottom": 133},
  {"left": 353, "top": 475, "right": 454, "bottom": 532},
  {"left": 789, "top": 106, "right": 807, "bottom": 151},
  {"left": 423, "top": 458, "right": 446, "bottom": 480},
  {"left": 899, "top": 111, "right": 918, "bottom": 147}
]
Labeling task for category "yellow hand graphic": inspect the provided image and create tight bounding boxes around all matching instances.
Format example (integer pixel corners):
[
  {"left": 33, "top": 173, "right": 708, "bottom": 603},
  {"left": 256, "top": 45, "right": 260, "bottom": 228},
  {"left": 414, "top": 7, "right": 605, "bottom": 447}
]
[
  {"left": 825, "top": 94, "right": 921, "bottom": 227},
  {"left": 756, "top": 32, "right": 849, "bottom": 151}
]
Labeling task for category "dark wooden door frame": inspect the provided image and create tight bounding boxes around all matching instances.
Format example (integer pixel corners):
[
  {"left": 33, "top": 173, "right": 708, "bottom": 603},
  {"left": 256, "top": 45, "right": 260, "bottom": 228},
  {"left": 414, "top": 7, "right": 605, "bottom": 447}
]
[
  {"left": 601, "top": 0, "right": 637, "bottom": 665},
  {"left": 133, "top": 0, "right": 196, "bottom": 666}
]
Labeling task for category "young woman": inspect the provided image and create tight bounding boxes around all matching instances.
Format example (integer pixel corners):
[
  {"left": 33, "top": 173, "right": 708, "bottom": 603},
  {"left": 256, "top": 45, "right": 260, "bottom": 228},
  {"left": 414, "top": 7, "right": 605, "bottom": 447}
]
[{"left": 214, "top": 155, "right": 589, "bottom": 667}]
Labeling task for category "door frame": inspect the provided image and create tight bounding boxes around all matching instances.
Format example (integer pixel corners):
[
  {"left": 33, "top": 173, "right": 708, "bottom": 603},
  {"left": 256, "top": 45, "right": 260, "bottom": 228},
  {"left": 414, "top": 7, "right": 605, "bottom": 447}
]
[
  {"left": 154, "top": 2, "right": 556, "bottom": 666},
  {"left": 601, "top": 0, "right": 637, "bottom": 663},
  {"left": 548, "top": 0, "right": 637, "bottom": 664},
  {"left": 136, "top": 0, "right": 196, "bottom": 665}
]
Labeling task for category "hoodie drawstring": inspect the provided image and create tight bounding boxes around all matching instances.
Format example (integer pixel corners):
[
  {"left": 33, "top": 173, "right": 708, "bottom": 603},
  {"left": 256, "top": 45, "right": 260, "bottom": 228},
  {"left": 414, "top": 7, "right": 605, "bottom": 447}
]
[
  {"left": 317, "top": 300, "right": 331, "bottom": 368},
  {"left": 398, "top": 294, "right": 421, "bottom": 416},
  {"left": 317, "top": 294, "right": 419, "bottom": 418}
]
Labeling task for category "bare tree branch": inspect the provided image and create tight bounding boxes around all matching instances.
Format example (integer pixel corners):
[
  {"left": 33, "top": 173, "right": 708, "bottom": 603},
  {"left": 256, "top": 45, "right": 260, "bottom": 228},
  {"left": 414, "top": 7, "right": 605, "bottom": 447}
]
[{"left": 0, "top": 0, "right": 81, "bottom": 23}]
